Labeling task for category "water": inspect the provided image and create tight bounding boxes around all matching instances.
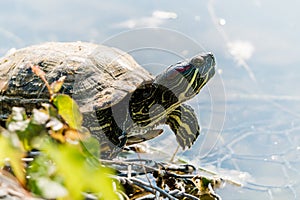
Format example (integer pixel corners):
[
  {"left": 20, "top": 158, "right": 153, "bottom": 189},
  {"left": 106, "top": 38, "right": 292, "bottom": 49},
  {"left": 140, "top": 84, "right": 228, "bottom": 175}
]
[{"left": 1, "top": 0, "right": 300, "bottom": 199}]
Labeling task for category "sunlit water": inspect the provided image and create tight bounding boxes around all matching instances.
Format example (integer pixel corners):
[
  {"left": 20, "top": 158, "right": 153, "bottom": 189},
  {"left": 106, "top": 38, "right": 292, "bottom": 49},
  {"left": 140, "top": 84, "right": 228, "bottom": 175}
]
[{"left": 1, "top": 0, "right": 300, "bottom": 199}]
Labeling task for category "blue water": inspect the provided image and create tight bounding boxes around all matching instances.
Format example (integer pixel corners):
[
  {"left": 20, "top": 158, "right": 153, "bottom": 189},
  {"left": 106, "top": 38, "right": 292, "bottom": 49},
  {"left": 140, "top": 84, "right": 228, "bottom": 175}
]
[{"left": 1, "top": 0, "right": 300, "bottom": 199}]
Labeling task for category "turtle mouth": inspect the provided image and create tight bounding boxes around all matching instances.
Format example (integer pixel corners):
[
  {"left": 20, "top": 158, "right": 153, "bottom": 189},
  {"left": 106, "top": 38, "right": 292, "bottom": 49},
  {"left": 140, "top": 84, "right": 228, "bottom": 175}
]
[{"left": 205, "top": 60, "right": 216, "bottom": 80}]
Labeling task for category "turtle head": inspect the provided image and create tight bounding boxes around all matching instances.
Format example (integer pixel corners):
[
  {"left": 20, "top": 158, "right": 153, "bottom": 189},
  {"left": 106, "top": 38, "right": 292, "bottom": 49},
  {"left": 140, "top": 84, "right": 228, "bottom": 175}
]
[{"left": 154, "top": 52, "right": 216, "bottom": 103}]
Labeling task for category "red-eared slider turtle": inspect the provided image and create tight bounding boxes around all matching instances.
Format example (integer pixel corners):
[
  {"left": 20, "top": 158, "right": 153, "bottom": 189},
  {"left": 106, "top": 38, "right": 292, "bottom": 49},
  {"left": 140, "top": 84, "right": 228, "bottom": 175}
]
[{"left": 0, "top": 42, "right": 215, "bottom": 157}]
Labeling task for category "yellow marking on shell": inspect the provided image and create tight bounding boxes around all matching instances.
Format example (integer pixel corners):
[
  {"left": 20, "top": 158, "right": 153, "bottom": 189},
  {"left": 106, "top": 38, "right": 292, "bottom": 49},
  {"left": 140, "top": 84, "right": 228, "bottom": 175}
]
[
  {"left": 90, "top": 126, "right": 102, "bottom": 131},
  {"left": 91, "top": 123, "right": 110, "bottom": 131}
]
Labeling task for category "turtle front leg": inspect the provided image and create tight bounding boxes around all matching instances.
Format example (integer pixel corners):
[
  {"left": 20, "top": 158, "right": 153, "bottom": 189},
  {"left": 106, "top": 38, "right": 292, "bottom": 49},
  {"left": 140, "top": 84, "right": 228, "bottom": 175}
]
[
  {"left": 126, "top": 129, "right": 163, "bottom": 145},
  {"left": 166, "top": 104, "right": 200, "bottom": 149}
]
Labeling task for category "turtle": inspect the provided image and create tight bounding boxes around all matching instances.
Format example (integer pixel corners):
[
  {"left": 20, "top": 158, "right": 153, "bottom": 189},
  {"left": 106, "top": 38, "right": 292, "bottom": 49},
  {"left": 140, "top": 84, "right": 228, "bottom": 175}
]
[{"left": 0, "top": 42, "right": 215, "bottom": 158}]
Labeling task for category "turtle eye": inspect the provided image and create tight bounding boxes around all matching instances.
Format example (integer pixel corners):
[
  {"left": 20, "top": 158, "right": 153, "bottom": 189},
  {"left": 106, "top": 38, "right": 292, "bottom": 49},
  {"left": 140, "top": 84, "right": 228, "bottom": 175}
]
[{"left": 190, "top": 56, "right": 205, "bottom": 67}]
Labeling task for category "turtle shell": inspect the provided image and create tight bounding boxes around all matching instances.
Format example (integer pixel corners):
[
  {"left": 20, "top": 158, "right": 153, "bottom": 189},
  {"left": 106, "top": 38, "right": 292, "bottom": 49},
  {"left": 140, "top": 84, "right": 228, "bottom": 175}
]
[{"left": 0, "top": 42, "right": 153, "bottom": 120}]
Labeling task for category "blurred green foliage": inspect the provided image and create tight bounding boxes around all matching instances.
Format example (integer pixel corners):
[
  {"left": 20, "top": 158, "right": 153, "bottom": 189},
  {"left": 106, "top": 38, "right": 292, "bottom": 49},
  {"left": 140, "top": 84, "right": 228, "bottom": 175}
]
[{"left": 0, "top": 65, "right": 119, "bottom": 199}]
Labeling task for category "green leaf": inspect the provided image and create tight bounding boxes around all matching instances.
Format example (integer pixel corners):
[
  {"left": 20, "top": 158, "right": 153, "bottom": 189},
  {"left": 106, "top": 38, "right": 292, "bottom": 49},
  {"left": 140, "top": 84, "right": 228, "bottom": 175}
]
[
  {"left": 41, "top": 141, "right": 118, "bottom": 199},
  {"left": 80, "top": 136, "right": 101, "bottom": 159},
  {"left": 0, "top": 132, "right": 25, "bottom": 185},
  {"left": 52, "top": 94, "right": 83, "bottom": 130}
]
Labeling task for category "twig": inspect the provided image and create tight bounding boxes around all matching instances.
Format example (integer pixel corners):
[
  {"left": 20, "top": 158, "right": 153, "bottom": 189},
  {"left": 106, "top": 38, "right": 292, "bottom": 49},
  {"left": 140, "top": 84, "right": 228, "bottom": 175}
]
[
  {"left": 106, "top": 159, "right": 230, "bottom": 199},
  {"left": 100, "top": 159, "right": 160, "bottom": 176},
  {"left": 169, "top": 189, "right": 199, "bottom": 200},
  {"left": 130, "top": 177, "right": 178, "bottom": 200},
  {"left": 170, "top": 145, "right": 180, "bottom": 163},
  {"left": 30, "top": 64, "right": 53, "bottom": 99},
  {"left": 112, "top": 175, "right": 179, "bottom": 200}
]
